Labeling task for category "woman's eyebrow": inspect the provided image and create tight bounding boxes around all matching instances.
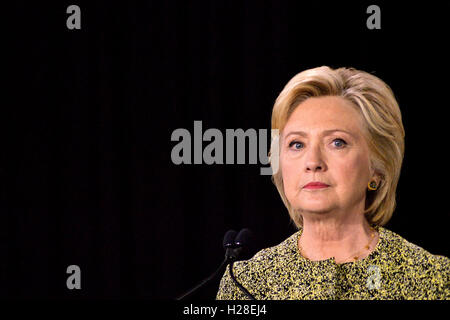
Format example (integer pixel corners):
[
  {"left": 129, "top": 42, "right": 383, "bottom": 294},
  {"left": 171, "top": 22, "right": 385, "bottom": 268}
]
[{"left": 284, "top": 129, "right": 355, "bottom": 139}]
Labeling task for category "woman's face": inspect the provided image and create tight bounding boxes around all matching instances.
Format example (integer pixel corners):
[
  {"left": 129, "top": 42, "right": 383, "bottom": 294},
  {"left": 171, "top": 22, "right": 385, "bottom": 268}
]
[{"left": 280, "top": 96, "right": 374, "bottom": 217}]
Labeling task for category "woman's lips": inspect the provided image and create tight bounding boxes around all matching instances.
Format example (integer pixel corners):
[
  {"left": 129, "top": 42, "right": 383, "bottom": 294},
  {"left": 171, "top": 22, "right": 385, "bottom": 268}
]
[{"left": 303, "top": 182, "right": 329, "bottom": 189}]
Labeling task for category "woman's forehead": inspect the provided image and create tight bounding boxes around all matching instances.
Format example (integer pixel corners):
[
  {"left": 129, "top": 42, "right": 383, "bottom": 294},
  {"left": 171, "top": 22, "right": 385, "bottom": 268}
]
[{"left": 283, "top": 96, "right": 365, "bottom": 135}]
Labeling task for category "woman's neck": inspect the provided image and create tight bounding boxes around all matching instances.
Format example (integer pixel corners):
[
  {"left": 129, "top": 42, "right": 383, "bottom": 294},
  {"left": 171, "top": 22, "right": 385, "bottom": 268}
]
[{"left": 298, "top": 213, "right": 378, "bottom": 264}]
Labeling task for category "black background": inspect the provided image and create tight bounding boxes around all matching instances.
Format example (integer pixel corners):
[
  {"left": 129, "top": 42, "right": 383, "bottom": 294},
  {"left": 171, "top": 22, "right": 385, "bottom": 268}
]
[{"left": 2, "top": 1, "right": 449, "bottom": 300}]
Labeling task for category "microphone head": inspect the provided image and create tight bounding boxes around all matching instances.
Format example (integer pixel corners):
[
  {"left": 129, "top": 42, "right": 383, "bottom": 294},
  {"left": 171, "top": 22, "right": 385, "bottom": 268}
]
[
  {"left": 223, "top": 229, "right": 237, "bottom": 249},
  {"left": 235, "top": 228, "right": 253, "bottom": 248}
]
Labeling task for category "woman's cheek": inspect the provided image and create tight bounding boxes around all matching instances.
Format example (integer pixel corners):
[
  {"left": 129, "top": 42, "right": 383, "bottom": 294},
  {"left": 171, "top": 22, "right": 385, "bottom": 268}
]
[
  {"left": 338, "top": 154, "right": 370, "bottom": 186},
  {"left": 281, "top": 161, "right": 301, "bottom": 196}
]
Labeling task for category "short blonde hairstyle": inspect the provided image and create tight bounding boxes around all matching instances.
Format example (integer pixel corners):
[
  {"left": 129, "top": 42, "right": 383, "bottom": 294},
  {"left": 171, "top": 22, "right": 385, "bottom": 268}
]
[{"left": 270, "top": 66, "right": 405, "bottom": 228}]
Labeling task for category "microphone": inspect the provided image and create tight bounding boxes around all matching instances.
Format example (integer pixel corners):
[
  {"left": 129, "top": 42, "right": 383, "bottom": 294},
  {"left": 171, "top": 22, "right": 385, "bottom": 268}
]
[
  {"left": 176, "top": 228, "right": 255, "bottom": 300},
  {"left": 235, "top": 228, "right": 252, "bottom": 247},
  {"left": 228, "top": 229, "right": 256, "bottom": 300},
  {"left": 223, "top": 229, "right": 238, "bottom": 260}
]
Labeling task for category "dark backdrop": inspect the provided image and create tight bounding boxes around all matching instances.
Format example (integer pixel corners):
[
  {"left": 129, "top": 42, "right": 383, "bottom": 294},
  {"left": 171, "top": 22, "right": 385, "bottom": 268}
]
[{"left": 2, "top": 1, "right": 449, "bottom": 299}]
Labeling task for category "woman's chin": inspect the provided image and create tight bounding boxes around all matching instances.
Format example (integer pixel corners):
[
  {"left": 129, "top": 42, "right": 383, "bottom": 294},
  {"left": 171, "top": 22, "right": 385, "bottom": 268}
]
[{"left": 296, "top": 203, "right": 335, "bottom": 215}]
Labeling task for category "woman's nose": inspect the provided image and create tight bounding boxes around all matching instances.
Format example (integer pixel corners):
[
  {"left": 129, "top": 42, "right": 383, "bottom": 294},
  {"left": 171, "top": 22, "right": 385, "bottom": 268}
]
[{"left": 305, "top": 145, "right": 326, "bottom": 172}]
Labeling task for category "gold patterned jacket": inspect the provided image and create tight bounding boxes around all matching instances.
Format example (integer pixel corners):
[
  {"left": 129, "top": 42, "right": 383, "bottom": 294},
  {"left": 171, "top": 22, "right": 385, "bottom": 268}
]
[{"left": 216, "top": 226, "right": 449, "bottom": 300}]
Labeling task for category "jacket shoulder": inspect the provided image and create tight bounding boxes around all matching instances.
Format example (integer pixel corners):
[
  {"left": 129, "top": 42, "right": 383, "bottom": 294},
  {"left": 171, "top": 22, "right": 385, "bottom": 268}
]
[
  {"left": 381, "top": 227, "right": 449, "bottom": 268},
  {"left": 380, "top": 227, "right": 449, "bottom": 299}
]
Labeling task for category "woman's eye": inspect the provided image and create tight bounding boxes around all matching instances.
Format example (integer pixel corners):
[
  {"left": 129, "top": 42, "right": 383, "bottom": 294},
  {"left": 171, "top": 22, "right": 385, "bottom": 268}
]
[
  {"left": 288, "top": 139, "right": 346, "bottom": 150},
  {"left": 289, "top": 141, "right": 303, "bottom": 150},
  {"left": 333, "top": 138, "right": 347, "bottom": 148}
]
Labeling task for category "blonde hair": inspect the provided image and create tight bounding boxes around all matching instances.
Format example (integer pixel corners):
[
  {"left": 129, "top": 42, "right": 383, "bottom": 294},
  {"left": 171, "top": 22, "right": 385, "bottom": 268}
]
[{"left": 270, "top": 66, "right": 405, "bottom": 228}]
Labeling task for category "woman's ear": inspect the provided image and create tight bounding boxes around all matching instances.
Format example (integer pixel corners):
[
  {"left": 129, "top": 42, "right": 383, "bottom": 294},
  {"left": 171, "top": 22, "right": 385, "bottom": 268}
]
[
  {"left": 371, "top": 168, "right": 384, "bottom": 187},
  {"left": 367, "top": 168, "right": 382, "bottom": 189}
]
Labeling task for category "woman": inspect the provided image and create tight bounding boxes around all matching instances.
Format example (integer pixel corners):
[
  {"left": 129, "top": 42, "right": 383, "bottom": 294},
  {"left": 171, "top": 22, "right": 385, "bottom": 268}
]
[{"left": 216, "top": 66, "right": 449, "bottom": 300}]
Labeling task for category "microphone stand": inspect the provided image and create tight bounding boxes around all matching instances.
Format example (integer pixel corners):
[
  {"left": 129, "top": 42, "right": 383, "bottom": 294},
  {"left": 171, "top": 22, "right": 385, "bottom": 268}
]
[
  {"left": 228, "top": 260, "right": 255, "bottom": 300},
  {"left": 176, "top": 229, "right": 256, "bottom": 300},
  {"left": 176, "top": 259, "right": 227, "bottom": 300}
]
